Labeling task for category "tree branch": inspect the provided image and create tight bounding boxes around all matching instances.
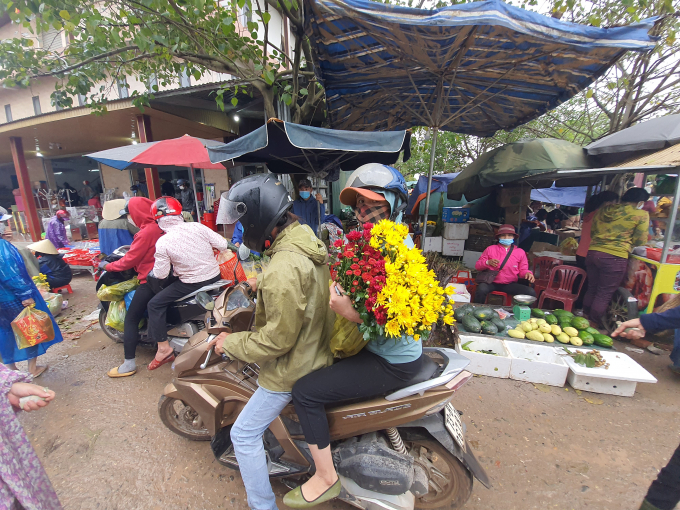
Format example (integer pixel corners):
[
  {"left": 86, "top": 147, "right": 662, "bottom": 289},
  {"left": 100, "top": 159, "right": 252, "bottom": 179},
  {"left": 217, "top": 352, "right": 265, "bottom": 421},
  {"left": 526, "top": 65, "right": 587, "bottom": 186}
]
[{"left": 35, "top": 45, "right": 140, "bottom": 77}]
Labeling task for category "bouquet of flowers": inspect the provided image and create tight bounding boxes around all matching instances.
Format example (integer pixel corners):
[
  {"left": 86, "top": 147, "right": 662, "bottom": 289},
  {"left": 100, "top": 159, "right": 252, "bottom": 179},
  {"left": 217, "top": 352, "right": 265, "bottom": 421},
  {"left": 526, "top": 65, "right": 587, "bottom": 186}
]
[{"left": 331, "top": 220, "right": 454, "bottom": 342}]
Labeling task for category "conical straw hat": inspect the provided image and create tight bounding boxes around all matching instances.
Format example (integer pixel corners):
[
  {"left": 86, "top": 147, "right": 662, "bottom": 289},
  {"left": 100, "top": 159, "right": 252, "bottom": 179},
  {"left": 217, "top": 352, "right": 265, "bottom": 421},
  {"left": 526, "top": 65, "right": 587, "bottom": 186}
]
[
  {"left": 102, "top": 199, "right": 127, "bottom": 221},
  {"left": 27, "top": 239, "right": 58, "bottom": 255}
]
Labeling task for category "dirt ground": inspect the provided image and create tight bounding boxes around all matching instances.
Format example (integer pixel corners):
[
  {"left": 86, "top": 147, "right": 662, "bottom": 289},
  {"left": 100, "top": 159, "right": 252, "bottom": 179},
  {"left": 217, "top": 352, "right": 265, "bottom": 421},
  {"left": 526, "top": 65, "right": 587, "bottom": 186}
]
[{"left": 15, "top": 272, "right": 680, "bottom": 510}]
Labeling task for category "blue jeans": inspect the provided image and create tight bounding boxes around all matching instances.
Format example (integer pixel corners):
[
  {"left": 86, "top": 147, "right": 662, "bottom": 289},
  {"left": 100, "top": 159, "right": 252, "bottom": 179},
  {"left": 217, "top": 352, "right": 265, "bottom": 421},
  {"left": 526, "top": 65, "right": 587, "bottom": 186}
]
[
  {"left": 672, "top": 330, "right": 680, "bottom": 368},
  {"left": 230, "top": 386, "right": 292, "bottom": 510}
]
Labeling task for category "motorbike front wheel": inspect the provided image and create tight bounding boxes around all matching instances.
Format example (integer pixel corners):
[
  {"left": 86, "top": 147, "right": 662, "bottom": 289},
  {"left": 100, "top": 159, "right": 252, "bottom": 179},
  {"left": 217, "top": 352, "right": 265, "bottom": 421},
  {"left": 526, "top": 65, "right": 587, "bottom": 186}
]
[
  {"left": 99, "top": 308, "right": 124, "bottom": 343},
  {"left": 407, "top": 439, "right": 473, "bottom": 510},
  {"left": 158, "top": 395, "right": 212, "bottom": 441}
]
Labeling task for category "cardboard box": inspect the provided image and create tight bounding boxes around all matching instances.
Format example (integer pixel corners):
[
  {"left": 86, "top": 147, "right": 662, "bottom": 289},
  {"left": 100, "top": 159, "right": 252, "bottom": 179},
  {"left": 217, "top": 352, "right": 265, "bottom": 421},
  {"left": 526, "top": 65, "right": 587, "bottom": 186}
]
[
  {"left": 442, "top": 239, "right": 465, "bottom": 257},
  {"left": 443, "top": 223, "right": 470, "bottom": 240},
  {"left": 442, "top": 207, "right": 470, "bottom": 223},
  {"left": 422, "top": 236, "right": 442, "bottom": 253},
  {"left": 504, "top": 206, "right": 523, "bottom": 226},
  {"left": 498, "top": 186, "right": 531, "bottom": 208}
]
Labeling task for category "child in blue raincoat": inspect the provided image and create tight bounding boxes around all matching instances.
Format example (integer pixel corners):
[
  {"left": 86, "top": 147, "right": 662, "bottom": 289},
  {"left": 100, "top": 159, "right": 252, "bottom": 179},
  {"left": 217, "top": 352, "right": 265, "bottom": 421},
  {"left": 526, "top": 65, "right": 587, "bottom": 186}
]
[{"left": 0, "top": 239, "right": 63, "bottom": 377}]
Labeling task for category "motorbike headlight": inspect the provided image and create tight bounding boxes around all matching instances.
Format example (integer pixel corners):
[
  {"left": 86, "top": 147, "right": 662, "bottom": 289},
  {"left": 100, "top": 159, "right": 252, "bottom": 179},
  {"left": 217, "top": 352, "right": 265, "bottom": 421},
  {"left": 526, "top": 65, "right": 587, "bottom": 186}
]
[{"left": 196, "top": 291, "right": 215, "bottom": 311}]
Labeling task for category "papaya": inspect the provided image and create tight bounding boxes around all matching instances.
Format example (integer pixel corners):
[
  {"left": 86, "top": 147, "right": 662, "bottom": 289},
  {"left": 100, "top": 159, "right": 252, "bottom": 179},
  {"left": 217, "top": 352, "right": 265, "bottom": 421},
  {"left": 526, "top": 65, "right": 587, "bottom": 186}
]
[
  {"left": 559, "top": 319, "right": 572, "bottom": 329},
  {"left": 454, "top": 307, "right": 471, "bottom": 322},
  {"left": 544, "top": 313, "right": 558, "bottom": 325},
  {"left": 550, "top": 325, "right": 562, "bottom": 336},
  {"left": 556, "top": 333, "right": 570, "bottom": 344},
  {"left": 461, "top": 315, "right": 482, "bottom": 333},
  {"left": 508, "top": 329, "right": 525, "bottom": 339},
  {"left": 536, "top": 319, "right": 548, "bottom": 326},
  {"left": 552, "top": 309, "right": 574, "bottom": 319},
  {"left": 526, "top": 330, "right": 545, "bottom": 342},
  {"left": 563, "top": 326, "right": 579, "bottom": 338},
  {"left": 473, "top": 307, "right": 494, "bottom": 320},
  {"left": 521, "top": 322, "right": 533, "bottom": 333},
  {"left": 542, "top": 333, "right": 555, "bottom": 343},
  {"left": 531, "top": 308, "right": 545, "bottom": 318},
  {"left": 480, "top": 321, "right": 498, "bottom": 335},
  {"left": 571, "top": 317, "right": 591, "bottom": 330},
  {"left": 539, "top": 324, "right": 552, "bottom": 333},
  {"left": 578, "top": 330, "right": 594, "bottom": 345},
  {"left": 569, "top": 337, "right": 583, "bottom": 346},
  {"left": 585, "top": 327, "right": 600, "bottom": 336},
  {"left": 593, "top": 334, "right": 614, "bottom": 348}
]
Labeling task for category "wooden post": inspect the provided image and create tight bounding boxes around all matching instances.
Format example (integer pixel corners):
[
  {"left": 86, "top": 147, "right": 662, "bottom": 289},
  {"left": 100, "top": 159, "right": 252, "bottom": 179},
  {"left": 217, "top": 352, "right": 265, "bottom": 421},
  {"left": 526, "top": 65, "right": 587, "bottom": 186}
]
[
  {"left": 10, "top": 137, "right": 42, "bottom": 242},
  {"left": 135, "top": 114, "right": 162, "bottom": 200}
]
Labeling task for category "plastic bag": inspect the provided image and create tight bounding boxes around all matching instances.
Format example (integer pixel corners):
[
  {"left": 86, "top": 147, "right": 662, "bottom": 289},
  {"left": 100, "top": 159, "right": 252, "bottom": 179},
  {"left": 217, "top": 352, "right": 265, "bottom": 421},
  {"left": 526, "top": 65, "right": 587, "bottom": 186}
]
[
  {"left": 96, "top": 277, "right": 140, "bottom": 302},
  {"left": 11, "top": 306, "right": 55, "bottom": 349},
  {"left": 124, "top": 290, "right": 136, "bottom": 310},
  {"left": 330, "top": 315, "right": 367, "bottom": 359},
  {"left": 105, "top": 300, "right": 127, "bottom": 332},
  {"left": 560, "top": 237, "right": 579, "bottom": 256},
  {"left": 44, "top": 293, "right": 64, "bottom": 317}
]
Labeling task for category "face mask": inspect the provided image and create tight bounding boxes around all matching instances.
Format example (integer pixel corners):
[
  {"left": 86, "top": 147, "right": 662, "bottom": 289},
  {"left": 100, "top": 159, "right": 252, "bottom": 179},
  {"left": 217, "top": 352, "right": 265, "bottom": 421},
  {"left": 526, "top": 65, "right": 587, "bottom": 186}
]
[
  {"left": 127, "top": 215, "right": 137, "bottom": 227},
  {"left": 299, "top": 191, "right": 311, "bottom": 200},
  {"left": 355, "top": 203, "right": 391, "bottom": 223},
  {"left": 499, "top": 238, "right": 514, "bottom": 246},
  {"left": 637, "top": 202, "right": 644, "bottom": 210}
]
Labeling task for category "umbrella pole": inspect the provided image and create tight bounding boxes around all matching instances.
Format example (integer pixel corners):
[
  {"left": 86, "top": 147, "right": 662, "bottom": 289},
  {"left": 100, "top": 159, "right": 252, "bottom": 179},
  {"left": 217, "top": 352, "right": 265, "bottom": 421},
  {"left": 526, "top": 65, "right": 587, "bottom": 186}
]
[
  {"left": 316, "top": 176, "right": 322, "bottom": 237},
  {"left": 189, "top": 164, "right": 201, "bottom": 222},
  {"left": 421, "top": 127, "right": 439, "bottom": 251}
]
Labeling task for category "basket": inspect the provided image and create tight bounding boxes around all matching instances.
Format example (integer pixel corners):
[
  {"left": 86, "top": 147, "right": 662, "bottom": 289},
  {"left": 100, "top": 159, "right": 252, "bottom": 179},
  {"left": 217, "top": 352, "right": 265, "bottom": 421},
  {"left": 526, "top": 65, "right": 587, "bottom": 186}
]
[{"left": 217, "top": 251, "right": 247, "bottom": 283}]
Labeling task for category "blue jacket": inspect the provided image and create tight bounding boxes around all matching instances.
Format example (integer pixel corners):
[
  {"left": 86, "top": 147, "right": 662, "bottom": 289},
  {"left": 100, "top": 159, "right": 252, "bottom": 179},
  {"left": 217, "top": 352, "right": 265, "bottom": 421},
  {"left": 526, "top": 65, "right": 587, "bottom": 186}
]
[
  {"left": 292, "top": 198, "right": 325, "bottom": 236},
  {"left": 640, "top": 307, "right": 680, "bottom": 333},
  {"left": 231, "top": 221, "right": 244, "bottom": 245},
  {"left": 98, "top": 217, "right": 138, "bottom": 255},
  {"left": 37, "top": 253, "right": 72, "bottom": 289}
]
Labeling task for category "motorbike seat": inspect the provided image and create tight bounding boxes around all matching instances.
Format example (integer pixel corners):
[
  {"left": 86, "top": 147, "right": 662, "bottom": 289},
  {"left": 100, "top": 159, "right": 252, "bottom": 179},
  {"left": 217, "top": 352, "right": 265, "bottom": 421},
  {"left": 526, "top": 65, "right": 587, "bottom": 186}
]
[
  {"left": 405, "top": 354, "right": 440, "bottom": 386},
  {"left": 175, "top": 280, "right": 232, "bottom": 302}
]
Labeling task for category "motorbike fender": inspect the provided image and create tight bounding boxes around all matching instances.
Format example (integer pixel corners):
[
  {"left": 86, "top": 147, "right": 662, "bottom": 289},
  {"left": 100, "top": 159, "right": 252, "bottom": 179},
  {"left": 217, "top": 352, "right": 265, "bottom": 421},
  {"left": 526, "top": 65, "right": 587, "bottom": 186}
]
[
  {"left": 163, "top": 382, "right": 182, "bottom": 400},
  {"left": 399, "top": 413, "right": 492, "bottom": 489}
]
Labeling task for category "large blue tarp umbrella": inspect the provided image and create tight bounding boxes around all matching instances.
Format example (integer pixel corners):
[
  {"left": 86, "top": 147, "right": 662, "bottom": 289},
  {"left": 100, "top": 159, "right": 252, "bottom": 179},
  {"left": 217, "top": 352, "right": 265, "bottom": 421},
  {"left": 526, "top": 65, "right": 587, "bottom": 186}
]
[
  {"left": 207, "top": 118, "right": 412, "bottom": 233},
  {"left": 306, "top": 0, "right": 657, "bottom": 243}
]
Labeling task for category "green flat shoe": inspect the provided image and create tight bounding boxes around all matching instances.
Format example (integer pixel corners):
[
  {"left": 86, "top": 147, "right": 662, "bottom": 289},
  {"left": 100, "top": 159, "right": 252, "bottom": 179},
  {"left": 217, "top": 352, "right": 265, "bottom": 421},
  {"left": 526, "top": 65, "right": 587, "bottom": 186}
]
[{"left": 283, "top": 479, "right": 342, "bottom": 508}]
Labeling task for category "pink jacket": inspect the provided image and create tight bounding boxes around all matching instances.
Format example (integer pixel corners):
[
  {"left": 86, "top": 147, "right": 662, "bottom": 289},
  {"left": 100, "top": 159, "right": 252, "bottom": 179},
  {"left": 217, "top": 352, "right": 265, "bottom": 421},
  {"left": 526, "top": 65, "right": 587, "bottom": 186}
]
[{"left": 475, "top": 244, "right": 532, "bottom": 284}]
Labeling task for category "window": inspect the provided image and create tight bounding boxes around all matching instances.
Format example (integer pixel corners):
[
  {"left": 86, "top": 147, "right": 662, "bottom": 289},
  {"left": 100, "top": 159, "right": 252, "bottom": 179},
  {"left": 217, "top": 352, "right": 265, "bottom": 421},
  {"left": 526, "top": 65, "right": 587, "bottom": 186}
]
[
  {"left": 178, "top": 67, "right": 191, "bottom": 88},
  {"left": 40, "top": 28, "right": 63, "bottom": 51},
  {"left": 78, "top": 94, "right": 86, "bottom": 107},
  {"left": 32, "top": 96, "right": 42, "bottom": 116},
  {"left": 4, "top": 104, "right": 12, "bottom": 123},
  {"left": 117, "top": 78, "right": 129, "bottom": 99},
  {"left": 147, "top": 74, "right": 158, "bottom": 91},
  {"left": 240, "top": 4, "right": 252, "bottom": 26}
]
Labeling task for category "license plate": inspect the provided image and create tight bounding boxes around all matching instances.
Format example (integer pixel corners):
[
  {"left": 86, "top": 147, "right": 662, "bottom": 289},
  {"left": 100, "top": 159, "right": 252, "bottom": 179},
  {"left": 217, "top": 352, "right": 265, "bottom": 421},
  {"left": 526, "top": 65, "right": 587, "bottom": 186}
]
[{"left": 444, "top": 403, "right": 466, "bottom": 452}]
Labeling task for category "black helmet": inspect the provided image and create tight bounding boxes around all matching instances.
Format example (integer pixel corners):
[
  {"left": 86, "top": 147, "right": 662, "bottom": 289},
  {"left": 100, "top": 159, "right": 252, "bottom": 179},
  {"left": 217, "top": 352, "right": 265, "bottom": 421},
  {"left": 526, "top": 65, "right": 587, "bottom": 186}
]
[{"left": 218, "top": 174, "right": 293, "bottom": 253}]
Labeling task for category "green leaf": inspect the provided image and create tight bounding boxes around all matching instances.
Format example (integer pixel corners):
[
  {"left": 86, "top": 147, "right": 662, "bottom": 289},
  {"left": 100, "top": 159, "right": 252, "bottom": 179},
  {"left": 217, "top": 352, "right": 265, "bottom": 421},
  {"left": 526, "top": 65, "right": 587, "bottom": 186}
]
[
  {"left": 299, "top": 87, "right": 308, "bottom": 96},
  {"left": 231, "top": 97, "right": 238, "bottom": 107},
  {"left": 59, "top": 9, "right": 70, "bottom": 20},
  {"left": 264, "top": 69, "right": 275, "bottom": 85},
  {"left": 585, "top": 89, "right": 593, "bottom": 99},
  {"left": 261, "top": 12, "right": 271, "bottom": 23}
]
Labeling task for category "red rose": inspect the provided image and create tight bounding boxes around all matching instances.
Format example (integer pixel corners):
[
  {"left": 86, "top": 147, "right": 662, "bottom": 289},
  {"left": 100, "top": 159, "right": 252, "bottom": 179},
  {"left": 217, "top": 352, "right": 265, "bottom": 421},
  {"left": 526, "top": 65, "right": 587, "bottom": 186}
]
[
  {"left": 350, "top": 264, "right": 359, "bottom": 270},
  {"left": 344, "top": 251, "right": 355, "bottom": 259},
  {"left": 333, "top": 240, "right": 344, "bottom": 248},
  {"left": 352, "top": 257, "right": 359, "bottom": 262},
  {"left": 354, "top": 269, "right": 361, "bottom": 276},
  {"left": 353, "top": 280, "right": 359, "bottom": 286},
  {"left": 346, "top": 231, "right": 362, "bottom": 242},
  {"left": 363, "top": 222, "right": 374, "bottom": 231},
  {"left": 363, "top": 229, "right": 372, "bottom": 241},
  {"left": 351, "top": 287, "right": 356, "bottom": 293},
  {"left": 346, "top": 270, "right": 353, "bottom": 276}
]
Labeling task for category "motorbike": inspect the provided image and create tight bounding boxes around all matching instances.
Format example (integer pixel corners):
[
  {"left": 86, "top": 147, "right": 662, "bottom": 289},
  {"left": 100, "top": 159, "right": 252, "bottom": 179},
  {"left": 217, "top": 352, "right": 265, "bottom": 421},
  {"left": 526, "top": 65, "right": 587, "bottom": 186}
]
[
  {"left": 160, "top": 283, "right": 491, "bottom": 510},
  {"left": 96, "top": 246, "right": 231, "bottom": 352}
]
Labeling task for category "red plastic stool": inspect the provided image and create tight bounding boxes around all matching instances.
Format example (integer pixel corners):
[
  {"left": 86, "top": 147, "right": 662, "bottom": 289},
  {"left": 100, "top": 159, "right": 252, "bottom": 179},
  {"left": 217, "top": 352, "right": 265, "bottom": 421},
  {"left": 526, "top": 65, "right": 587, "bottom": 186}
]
[
  {"left": 52, "top": 284, "right": 73, "bottom": 294},
  {"left": 537, "top": 266, "right": 586, "bottom": 312},
  {"left": 485, "top": 291, "right": 511, "bottom": 306}
]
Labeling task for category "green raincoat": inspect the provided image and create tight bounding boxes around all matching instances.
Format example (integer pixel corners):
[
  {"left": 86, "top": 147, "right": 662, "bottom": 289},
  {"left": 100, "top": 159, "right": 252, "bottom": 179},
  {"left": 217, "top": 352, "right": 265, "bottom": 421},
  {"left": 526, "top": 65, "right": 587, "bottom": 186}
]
[{"left": 222, "top": 221, "right": 335, "bottom": 392}]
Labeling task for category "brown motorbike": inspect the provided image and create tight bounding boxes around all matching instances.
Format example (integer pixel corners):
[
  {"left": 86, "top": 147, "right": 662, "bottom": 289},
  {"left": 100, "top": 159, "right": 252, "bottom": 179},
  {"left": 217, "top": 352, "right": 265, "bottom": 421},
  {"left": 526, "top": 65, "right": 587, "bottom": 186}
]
[{"left": 159, "top": 284, "right": 490, "bottom": 510}]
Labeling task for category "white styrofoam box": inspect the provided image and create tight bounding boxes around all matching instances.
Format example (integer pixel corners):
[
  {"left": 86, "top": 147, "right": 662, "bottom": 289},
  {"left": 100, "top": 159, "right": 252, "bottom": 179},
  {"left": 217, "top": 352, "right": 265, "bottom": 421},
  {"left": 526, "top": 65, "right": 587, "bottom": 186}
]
[
  {"left": 422, "top": 236, "right": 443, "bottom": 253},
  {"left": 442, "top": 239, "right": 465, "bottom": 257},
  {"left": 462, "top": 250, "right": 483, "bottom": 269},
  {"left": 444, "top": 223, "right": 470, "bottom": 240},
  {"left": 446, "top": 283, "right": 470, "bottom": 303},
  {"left": 456, "top": 335, "right": 512, "bottom": 378},
  {"left": 505, "top": 341, "right": 569, "bottom": 387},
  {"left": 563, "top": 350, "right": 657, "bottom": 397}
]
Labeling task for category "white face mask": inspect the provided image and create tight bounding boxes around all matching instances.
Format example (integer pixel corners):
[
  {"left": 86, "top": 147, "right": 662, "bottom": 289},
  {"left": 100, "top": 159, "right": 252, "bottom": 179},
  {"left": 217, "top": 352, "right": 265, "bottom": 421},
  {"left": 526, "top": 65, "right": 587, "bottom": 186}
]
[
  {"left": 127, "top": 215, "right": 137, "bottom": 227},
  {"left": 637, "top": 202, "right": 645, "bottom": 210}
]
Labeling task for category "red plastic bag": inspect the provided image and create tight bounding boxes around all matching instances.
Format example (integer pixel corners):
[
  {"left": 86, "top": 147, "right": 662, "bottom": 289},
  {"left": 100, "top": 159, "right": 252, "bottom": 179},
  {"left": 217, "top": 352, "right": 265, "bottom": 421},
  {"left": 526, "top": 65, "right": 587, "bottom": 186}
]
[{"left": 11, "top": 306, "right": 55, "bottom": 349}]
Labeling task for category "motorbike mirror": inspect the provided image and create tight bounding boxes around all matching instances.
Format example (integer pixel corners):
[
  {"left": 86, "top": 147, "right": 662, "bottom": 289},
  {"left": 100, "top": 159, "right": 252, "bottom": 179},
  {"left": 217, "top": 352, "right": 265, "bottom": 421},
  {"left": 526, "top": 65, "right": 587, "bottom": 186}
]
[{"left": 196, "top": 291, "right": 215, "bottom": 311}]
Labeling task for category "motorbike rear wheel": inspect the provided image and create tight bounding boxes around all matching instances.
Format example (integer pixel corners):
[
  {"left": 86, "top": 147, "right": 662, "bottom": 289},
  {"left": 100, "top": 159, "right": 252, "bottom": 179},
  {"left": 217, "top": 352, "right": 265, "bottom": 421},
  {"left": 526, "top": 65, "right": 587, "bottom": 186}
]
[
  {"left": 158, "top": 395, "right": 212, "bottom": 441},
  {"left": 407, "top": 439, "right": 473, "bottom": 510},
  {"left": 99, "top": 308, "right": 124, "bottom": 343}
]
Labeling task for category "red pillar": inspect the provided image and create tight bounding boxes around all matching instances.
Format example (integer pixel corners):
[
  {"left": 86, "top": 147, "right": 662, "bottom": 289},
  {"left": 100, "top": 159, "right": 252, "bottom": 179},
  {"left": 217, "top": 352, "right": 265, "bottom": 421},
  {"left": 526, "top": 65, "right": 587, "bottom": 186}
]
[
  {"left": 135, "top": 114, "right": 162, "bottom": 200},
  {"left": 10, "top": 137, "right": 42, "bottom": 242}
]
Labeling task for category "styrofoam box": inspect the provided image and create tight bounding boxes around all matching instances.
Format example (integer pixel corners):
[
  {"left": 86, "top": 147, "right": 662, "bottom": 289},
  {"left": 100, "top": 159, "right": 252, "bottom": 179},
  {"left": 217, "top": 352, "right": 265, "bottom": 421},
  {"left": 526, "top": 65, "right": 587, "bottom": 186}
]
[
  {"left": 505, "top": 341, "right": 569, "bottom": 387},
  {"left": 422, "top": 236, "right": 443, "bottom": 253},
  {"left": 462, "top": 250, "right": 483, "bottom": 269},
  {"left": 442, "top": 239, "right": 465, "bottom": 257},
  {"left": 563, "top": 350, "right": 657, "bottom": 397},
  {"left": 444, "top": 223, "right": 470, "bottom": 240},
  {"left": 456, "top": 335, "right": 512, "bottom": 378}
]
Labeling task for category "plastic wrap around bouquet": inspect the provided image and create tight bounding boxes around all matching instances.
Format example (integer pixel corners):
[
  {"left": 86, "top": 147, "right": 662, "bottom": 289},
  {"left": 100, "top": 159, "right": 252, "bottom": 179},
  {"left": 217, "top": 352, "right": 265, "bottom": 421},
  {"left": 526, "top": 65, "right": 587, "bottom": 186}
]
[{"left": 330, "top": 220, "right": 455, "bottom": 348}]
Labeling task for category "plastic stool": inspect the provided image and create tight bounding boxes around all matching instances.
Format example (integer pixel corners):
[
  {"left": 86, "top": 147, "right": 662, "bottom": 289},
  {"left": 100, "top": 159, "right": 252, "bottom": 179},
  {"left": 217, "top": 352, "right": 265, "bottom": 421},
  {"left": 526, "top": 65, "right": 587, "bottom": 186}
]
[
  {"left": 486, "top": 291, "right": 511, "bottom": 306},
  {"left": 52, "top": 284, "right": 73, "bottom": 294}
]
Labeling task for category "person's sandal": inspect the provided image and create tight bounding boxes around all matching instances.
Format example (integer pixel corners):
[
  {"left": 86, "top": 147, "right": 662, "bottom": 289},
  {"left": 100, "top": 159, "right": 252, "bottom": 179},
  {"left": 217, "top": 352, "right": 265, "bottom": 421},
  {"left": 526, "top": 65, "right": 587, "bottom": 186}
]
[
  {"left": 107, "top": 366, "right": 137, "bottom": 378},
  {"left": 283, "top": 479, "right": 342, "bottom": 508},
  {"left": 148, "top": 353, "right": 175, "bottom": 371}
]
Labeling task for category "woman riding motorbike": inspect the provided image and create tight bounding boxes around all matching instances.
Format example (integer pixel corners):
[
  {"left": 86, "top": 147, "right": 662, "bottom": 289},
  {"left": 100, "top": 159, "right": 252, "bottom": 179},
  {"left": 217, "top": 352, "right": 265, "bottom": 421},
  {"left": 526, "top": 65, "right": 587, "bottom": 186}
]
[
  {"left": 283, "top": 164, "right": 426, "bottom": 508},
  {"left": 208, "top": 174, "right": 335, "bottom": 510},
  {"left": 98, "top": 197, "right": 164, "bottom": 378}
]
